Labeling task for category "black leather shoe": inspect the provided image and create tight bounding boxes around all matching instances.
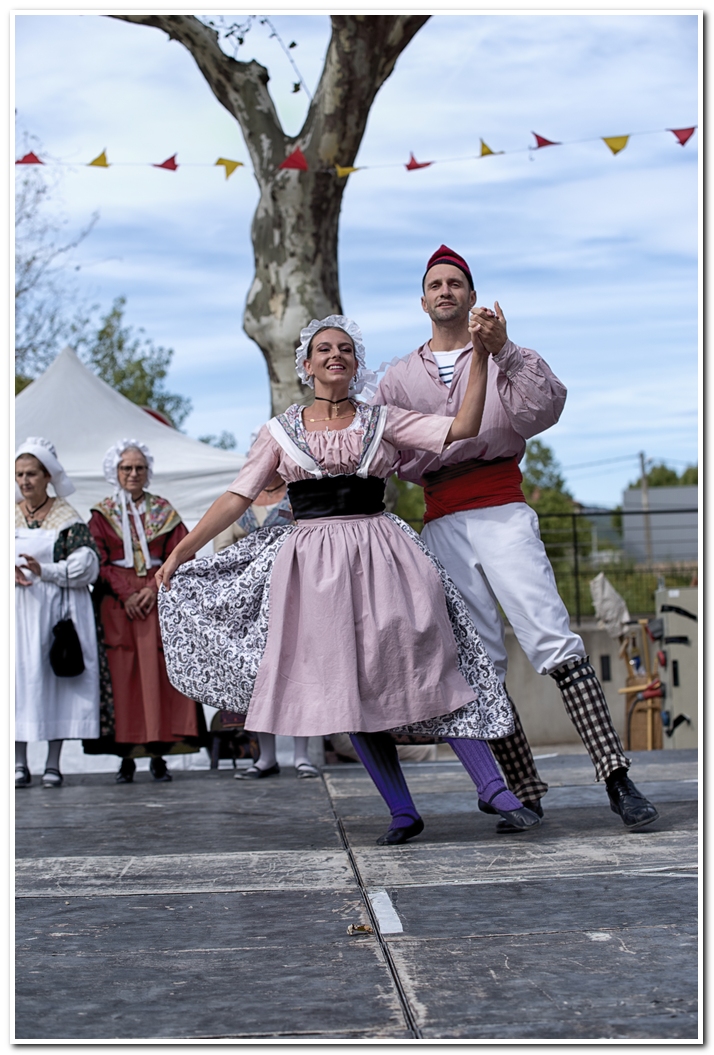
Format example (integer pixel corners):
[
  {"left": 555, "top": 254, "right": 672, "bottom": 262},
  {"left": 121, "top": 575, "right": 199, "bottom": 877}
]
[
  {"left": 606, "top": 770, "right": 659, "bottom": 830},
  {"left": 495, "top": 804, "right": 543, "bottom": 833},
  {"left": 235, "top": 762, "right": 280, "bottom": 780},
  {"left": 479, "top": 797, "right": 543, "bottom": 817},
  {"left": 376, "top": 817, "right": 425, "bottom": 845},
  {"left": 115, "top": 758, "right": 136, "bottom": 784},
  {"left": 150, "top": 757, "right": 172, "bottom": 782},
  {"left": 15, "top": 765, "right": 31, "bottom": 788}
]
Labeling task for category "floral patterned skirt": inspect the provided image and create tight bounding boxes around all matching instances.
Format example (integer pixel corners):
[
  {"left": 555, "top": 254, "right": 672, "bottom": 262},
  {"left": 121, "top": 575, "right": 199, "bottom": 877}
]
[{"left": 158, "top": 514, "right": 514, "bottom": 741}]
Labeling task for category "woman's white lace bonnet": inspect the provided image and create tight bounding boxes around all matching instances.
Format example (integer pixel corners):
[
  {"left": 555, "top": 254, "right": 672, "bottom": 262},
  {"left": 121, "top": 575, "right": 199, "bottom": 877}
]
[{"left": 294, "top": 315, "right": 368, "bottom": 395}]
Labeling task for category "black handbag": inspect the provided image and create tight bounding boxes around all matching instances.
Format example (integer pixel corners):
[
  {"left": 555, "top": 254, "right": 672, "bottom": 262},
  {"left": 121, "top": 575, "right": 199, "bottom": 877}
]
[{"left": 49, "top": 573, "right": 85, "bottom": 678}]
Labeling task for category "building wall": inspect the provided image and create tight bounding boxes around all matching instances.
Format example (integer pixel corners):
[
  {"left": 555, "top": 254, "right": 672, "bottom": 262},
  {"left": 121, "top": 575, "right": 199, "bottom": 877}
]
[
  {"left": 505, "top": 621, "right": 630, "bottom": 746},
  {"left": 622, "top": 486, "right": 698, "bottom": 562}
]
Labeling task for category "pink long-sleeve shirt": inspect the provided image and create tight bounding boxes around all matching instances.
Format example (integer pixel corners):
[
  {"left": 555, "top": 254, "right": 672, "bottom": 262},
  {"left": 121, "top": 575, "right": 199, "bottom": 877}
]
[{"left": 372, "top": 338, "right": 567, "bottom": 485}]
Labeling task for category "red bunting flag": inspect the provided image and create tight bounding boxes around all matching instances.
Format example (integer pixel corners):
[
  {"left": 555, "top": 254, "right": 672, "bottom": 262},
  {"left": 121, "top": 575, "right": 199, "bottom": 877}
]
[
  {"left": 669, "top": 127, "right": 696, "bottom": 147},
  {"left": 531, "top": 133, "right": 560, "bottom": 149},
  {"left": 279, "top": 147, "right": 308, "bottom": 171},
  {"left": 153, "top": 154, "right": 178, "bottom": 171},
  {"left": 16, "top": 151, "right": 43, "bottom": 165},
  {"left": 406, "top": 152, "right": 432, "bottom": 171}
]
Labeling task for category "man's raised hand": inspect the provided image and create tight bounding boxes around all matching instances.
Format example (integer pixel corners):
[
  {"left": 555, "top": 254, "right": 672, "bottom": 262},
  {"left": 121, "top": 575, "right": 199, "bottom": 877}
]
[{"left": 469, "top": 301, "right": 508, "bottom": 357}]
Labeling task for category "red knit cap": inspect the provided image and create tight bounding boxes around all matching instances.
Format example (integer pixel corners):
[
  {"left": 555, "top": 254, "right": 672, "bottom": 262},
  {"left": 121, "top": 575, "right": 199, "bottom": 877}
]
[{"left": 422, "top": 244, "right": 474, "bottom": 289}]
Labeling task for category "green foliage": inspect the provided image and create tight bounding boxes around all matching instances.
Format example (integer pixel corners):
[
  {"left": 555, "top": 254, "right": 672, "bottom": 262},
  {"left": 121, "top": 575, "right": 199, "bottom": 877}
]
[
  {"left": 15, "top": 375, "right": 33, "bottom": 395},
  {"left": 74, "top": 297, "right": 192, "bottom": 429},
  {"left": 521, "top": 438, "right": 568, "bottom": 496},
  {"left": 520, "top": 440, "right": 591, "bottom": 562},
  {"left": 392, "top": 479, "right": 426, "bottom": 530},
  {"left": 627, "top": 462, "right": 698, "bottom": 488},
  {"left": 199, "top": 431, "right": 238, "bottom": 450}
]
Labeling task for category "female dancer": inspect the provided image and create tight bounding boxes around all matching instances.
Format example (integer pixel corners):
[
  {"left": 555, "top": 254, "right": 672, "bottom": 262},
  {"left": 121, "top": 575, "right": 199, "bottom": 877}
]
[{"left": 156, "top": 315, "right": 540, "bottom": 843}]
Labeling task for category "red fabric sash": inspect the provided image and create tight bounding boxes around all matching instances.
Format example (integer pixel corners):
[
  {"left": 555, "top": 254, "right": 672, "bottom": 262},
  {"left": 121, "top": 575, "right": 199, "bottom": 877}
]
[{"left": 423, "top": 457, "right": 525, "bottom": 524}]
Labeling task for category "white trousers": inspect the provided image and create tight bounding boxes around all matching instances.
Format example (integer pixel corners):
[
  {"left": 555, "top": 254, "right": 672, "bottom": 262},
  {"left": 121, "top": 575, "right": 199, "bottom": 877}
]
[{"left": 422, "top": 503, "right": 585, "bottom": 684}]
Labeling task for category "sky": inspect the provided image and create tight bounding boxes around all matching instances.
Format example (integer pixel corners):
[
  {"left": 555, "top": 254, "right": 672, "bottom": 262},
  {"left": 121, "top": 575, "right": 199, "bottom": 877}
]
[{"left": 13, "top": 11, "right": 700, "bottom": 507}]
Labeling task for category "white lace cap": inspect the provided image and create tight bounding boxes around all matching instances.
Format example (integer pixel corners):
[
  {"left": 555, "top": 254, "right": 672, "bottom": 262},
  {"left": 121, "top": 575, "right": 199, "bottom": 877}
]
[
  {"left": 103, "top": 439, "right": 154, "bottom": 488},
  {"left": 294, "top": 315, "right": 368, "bottom": 395},
  {"left": 15, "top": 437, "right": 75, "bottom": 498}
]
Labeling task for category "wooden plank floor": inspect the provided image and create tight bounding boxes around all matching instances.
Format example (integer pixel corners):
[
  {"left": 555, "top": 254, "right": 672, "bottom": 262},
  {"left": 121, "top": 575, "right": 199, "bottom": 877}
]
[{"left": 15, "top": 749, "right": 698, "bottom": 1040}]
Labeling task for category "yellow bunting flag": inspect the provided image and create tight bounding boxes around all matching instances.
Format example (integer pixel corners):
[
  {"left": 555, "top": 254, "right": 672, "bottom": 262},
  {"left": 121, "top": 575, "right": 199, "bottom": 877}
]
[
  {"left": 480, "top": 139, "right": 495, "bottom": 156},
  {"left": 603, "top": 135, "right": 629, "bottom": 156},
  {"left": 88, "top": 150, "right": 109, "bottom": 168},
  {"left": 335, "top": 165, "right": 359, "bottom": 178},
  {"left": 215, "top": 158, "right": 243, "bottom": 179}
]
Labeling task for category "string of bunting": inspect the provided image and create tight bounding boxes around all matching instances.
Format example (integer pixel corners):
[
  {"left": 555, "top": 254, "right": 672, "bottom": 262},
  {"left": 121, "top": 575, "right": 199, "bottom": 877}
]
[{"left": 16, "top": 127, "right": 696, "bottom": 180}]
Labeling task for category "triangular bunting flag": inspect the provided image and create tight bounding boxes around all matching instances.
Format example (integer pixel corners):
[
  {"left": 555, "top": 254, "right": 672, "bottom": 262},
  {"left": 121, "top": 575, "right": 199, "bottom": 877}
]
[
  {"left": 88, "top": 150, "right": 109, "bottom": 168},
  {"left": 279, "top": 147, "right": 308, "bottom": 171},
  {"left": 153, "top": 154, "right": 178, "bottom": 171},
  {"left": 406, "top": 152, "right": 432, "bottom": 171},
  {"left": 531, "top": 133, "right": 560, "bottom": 149},
  {"left": 335, "top": 165, "right": 359, "bottom": 178},
  {"left": 215, "top": 157, "right": 243, "bottom": 179},
  {"left": 479, "top": 139, "right": 504, "bottom": 157},
  {"left": 603, "top": 135, "right": 629, "bottom": 155},
  {"left": 15, "top": 151, "right": 43, "bottom": 165},
  {"left": 669, "top": 127, "right": 696, "bottom": 146}
]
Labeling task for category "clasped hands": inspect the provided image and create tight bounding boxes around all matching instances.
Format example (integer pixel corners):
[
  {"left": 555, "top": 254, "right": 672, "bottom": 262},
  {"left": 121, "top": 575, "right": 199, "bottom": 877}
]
[
  {"left": 124, "top": 587, "right": 156, "bottom": 620},
  {"left": 468, "top": 301, "right": 508, "bottom": 357},
  {"left": 15, "top": 553, "right": 41, "bottom": 587}
]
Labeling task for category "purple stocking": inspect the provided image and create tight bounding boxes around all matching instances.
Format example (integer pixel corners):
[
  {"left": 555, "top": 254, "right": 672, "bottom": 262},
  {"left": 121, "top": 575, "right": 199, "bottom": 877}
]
[
  {"left": 445, "top": 737, "right": 522, "bottom": 811},
  {"left": 349, "top": 732, "right": 421, "bottom": 829}
]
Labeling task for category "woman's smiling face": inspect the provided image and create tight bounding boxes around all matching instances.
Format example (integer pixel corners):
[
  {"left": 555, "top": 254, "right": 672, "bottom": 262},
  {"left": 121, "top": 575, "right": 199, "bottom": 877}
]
[{"left": 304, "top": 328, "right": 357, "bottom": 387}]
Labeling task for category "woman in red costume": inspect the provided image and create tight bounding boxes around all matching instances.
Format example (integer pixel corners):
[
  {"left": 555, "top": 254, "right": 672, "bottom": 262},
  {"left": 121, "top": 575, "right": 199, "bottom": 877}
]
[{"left": 87, "top": 439, "right": 200, "bottom": 782}]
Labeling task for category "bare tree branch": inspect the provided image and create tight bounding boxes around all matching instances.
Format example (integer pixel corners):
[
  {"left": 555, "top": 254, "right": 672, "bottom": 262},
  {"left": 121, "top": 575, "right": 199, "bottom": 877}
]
[
  {"left": 107, "top": 14, "right": 431, "bottom": 411},
  {"left": 109, "top": 15, "right": 287, "bottom": 172}
]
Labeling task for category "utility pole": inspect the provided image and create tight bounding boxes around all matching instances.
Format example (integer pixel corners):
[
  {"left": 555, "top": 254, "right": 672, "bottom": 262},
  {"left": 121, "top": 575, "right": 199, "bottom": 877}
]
[{"left": 639, "top": 451, "right": 653, "bottom": 564}]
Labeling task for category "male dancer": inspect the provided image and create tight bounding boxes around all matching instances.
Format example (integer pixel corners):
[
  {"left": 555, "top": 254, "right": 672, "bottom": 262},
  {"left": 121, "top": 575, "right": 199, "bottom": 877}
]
[{"left": 374, "top": 245, "right": 658, "bottom": 832}]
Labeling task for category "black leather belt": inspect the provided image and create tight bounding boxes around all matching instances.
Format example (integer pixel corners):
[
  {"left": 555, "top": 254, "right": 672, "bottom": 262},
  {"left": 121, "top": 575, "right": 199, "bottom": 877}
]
[{"left": 287, "top": 475, "right": 385, "bottom": 519}]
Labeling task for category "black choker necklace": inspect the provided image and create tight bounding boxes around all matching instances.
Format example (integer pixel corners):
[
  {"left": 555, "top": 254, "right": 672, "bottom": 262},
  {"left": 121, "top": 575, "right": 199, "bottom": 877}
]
[
  {"left": 26, "top": 495, "right": 50, "bottom": 517},
  {"left": 313, "top": 396, "right": 352, "bottom": 406}
]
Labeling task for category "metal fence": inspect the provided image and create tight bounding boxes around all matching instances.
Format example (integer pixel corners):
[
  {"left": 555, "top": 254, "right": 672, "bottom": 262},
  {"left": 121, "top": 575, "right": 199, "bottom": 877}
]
[
  {"left": 535, "top": 507, "right": 698, "bottom": 623},
  {"left": 403, "top": 507, "right": 698, "bottom": 624}
]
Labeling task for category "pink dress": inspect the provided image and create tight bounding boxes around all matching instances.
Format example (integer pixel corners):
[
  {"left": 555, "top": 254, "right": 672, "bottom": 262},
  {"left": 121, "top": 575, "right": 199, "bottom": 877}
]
[{"left": 158, "top": 403, "right": 513, "bottom": 741}]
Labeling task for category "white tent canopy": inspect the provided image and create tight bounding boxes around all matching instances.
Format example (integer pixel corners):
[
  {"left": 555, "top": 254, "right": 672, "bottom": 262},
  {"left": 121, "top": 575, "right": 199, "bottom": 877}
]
[{"left": 15, "top": 347, "right": 246, "bottom": 526}]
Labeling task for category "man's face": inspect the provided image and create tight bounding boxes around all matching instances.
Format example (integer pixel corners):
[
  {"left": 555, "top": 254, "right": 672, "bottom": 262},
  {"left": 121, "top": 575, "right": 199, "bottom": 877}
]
[{"left": 421, "top": 264, "right": 476, "bottom": 323}]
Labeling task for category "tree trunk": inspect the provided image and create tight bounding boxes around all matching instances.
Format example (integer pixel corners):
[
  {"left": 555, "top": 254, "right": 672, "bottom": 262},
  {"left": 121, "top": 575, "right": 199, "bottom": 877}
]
[{"left": 109, "top": 14, "right": 430, "bottom": 413}]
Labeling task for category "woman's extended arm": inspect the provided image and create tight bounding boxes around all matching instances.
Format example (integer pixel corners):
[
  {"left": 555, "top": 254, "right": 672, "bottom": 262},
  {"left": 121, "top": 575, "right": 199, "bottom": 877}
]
[
  {"left": 444, "top": 314, "right": 491, "bottom": 444},
  {"left": 155, "top": 491, "right": 252, "bottom": 590}
]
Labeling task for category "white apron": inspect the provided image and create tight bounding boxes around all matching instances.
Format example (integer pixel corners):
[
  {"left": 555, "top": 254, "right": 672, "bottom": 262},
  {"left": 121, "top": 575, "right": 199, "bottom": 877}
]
[{"left": 15, "top": 527, "right": 100, "bottom": 741}]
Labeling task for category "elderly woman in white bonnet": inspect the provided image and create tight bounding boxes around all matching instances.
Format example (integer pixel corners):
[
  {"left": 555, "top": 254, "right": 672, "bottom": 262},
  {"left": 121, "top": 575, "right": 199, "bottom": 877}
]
[
  {"left": 15, "top": 437, "right": 101, "bottom": 788},
  {"left": 87, "top": 439, "right": 200, "bottom": 783}
]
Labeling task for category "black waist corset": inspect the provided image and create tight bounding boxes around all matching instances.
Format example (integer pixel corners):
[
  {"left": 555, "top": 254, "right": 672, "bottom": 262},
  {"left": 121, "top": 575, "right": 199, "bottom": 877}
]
[{"left": 287, "top": 475, "right": 386, "bottom": 519}]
